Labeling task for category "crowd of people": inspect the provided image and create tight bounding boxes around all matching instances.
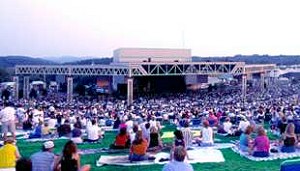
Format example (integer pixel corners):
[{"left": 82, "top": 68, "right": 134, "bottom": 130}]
[{"left": 1, "top": 78, "right": 300, "bottom": 170}]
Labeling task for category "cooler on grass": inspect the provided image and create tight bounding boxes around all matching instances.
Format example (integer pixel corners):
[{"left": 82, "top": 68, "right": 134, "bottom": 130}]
[{"left": 281, "top": 158, "right": 300, "bottom": 171}]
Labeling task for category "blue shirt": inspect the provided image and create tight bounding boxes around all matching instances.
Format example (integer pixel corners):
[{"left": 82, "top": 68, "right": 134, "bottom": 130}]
[
  {"left": 31, "top": 151, "right": 55, "bottom": 171},
  {"left": 162, "top": 161, "right": 194, "bottom": 171},
  {"left": 239, "top": 133, "right": 249, "bottom": 147}
]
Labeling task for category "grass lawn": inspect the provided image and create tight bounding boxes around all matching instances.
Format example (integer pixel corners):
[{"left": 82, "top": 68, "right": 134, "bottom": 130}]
[{"left": 17, "top": 124, "right": 290, "bottom": 171}]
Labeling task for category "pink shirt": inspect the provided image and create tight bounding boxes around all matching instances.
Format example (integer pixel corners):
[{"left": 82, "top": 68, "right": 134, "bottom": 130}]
[{"left": 254, "top": 135, "right": 270, "bottom": 152}]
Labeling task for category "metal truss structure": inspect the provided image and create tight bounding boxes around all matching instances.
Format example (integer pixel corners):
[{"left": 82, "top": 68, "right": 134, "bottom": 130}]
[{"left": 15, "top": 62, "right": 276, "bottom": 104}]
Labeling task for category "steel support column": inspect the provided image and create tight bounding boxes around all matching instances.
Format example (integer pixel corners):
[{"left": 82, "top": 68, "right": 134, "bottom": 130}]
[
  {"left": 242, "top": 74, "right": 247, "bottom": 106},
  {"left": 13, "top": 76, "right": 19, "bottom": 100},
  {"left": 23, "top": 76, "right": 30, "bottom": 99},
  {"left": 260, "top": 72, "right": 265, "bottom": 90},
  {"left": 67, "top": 77, "right": 73, "bottom": 104},
  {"left": 127, "top": 77, "right": 133, "bottom": 105}
]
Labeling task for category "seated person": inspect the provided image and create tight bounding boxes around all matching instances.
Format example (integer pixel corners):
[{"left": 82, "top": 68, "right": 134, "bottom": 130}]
[
  {"left": 129, "top": 130, "right": 148, "bottom": 161},
  {"left": 250, "top": 126, "right": 270, "bottom": 157},
  {"left": 113, "top": 117, "right": 121, "bottom": 129},
  {"left": 281, "top": 123, "right": 297, "bottom": 153},
  {"left": 111, "top": 127, "right": 130, "bottom": 149},
  {"left": 42, "top": 122, "right": 52, "bottom": 137},
  {"left": 208, "top": 113, "right": 218, "bottom": 126},
  {"left": 163, "top": 146, "right": 194, "bottom": 171},
  {"left": 278, "top": 116, "right": 288, "bottom": 135},
  {"left": 29, "top": 121, "right": 43, "bottom": 139},
  {"left": 71, "top": 123, "right": 83, "bottom": 144},
  {"left": 236, "top": 116, "right": 250, "bottom": 136},
  {"left": 57, "top": 119, "right": 72, "bottom": 137},
  {"left": 130, "top": 124, "right": 139, "bottom": 144},
  {"left": 85, "top": 119, "right": 102, "bottom": 142},
  {"left": 48, "top": 115, "right": 57, "bottom": 129},
  {"left": 182, "top": 121, "right": 193, "bottom": 148},
  {"left": 199, "top": 120, "right": 214, "bottom": 146},
  {"left": 239, "top": 125, "right": 253, "bottom": 152},
  {"left": 23, "top": 118, "right": 33, "bottom": 131},
  {"left": 148, "top": 126, "right": 163, "bottom": 151},
  {"left": 223, "top": 117, "right": 233, "bottom": 135}
]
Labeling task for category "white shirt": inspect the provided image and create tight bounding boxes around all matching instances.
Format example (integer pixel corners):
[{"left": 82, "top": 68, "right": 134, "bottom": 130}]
[
  {"left": 48, "top": 118, "right": 57, "bottom": 129},
  {"left": 126, "top": 120, "right": 134, "bottom": 133},
  {"left": 87, "top": 125, "right": 100, "bottom": 140},
  {"left": 202, "top": 127, "right": 214, "bottom": 144},
  {"left": 32, "top": 109, "right": 44, "bottom": 124},
  {"left": 223, "top": 121, "right": 232, "bottom": 134},
  {"left": 0, "top": 106, "right": 16, "bottom": 122},
  {"left": 238, "top": 120, "right": 250, "bottom": 132}
]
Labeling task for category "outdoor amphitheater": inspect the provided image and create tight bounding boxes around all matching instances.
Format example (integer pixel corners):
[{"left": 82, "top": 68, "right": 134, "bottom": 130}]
[{"left": 1, "top": 48, "right": 300, "bottom": 171}]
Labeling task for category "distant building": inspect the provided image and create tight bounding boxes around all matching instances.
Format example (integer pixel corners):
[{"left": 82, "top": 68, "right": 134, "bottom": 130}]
[{"left": 113, "top": 48, "right": 192, "bottom": 63}]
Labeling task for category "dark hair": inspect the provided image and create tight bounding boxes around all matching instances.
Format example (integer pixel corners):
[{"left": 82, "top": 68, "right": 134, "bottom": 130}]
[
  {"left": 91, "top": 119, "right": 96, "bottom": 125},
  {"left": 16, "top": 158, "right": 32, "bottom": 171},
  {"left": 145, "top": 123, "right": 150, "bottom": 129},
  {"left": 119, "top": 127, "right": 127, "bottom": 135},
  {"left": 174, "top": 130, "right": 184, "bottom": 140},
  {"left": 133, "top": 124, "right": 139, "bottom": 133},
  {"left": 63, "top": 141, "right": 77, "bottom": 159},
  {"left": 183, "top": 120, "right": 189, "bottom": 128}
]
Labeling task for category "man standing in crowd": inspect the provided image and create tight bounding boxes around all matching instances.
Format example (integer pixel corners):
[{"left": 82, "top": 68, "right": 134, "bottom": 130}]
[
  {"left": 31, "top": 141, "right": 57, "bottom": 171},
  {"left": 0, "top": 102, "right": 16, "bottom": 140}
]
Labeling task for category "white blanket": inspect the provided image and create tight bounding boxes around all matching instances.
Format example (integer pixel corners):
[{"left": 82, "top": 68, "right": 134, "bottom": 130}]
[
  {"left": 232, "top": 145, "right": 300, "bottom": 161},
  {"left": 97, "top": 148, "right": 225, "bottom": 166}
]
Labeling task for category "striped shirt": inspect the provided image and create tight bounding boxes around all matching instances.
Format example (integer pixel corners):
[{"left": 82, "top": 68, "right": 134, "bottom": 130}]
[
  {"left": 182, "top": 128, "right": 193, "bottom": 148},
  {"left": 31, "top": 151, "right": 55, "bottom": 171}
]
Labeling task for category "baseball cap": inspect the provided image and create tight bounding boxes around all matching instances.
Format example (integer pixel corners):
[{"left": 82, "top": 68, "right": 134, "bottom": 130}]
[{"left": 43, "top": 141, "right": 54, "bottom": 149}]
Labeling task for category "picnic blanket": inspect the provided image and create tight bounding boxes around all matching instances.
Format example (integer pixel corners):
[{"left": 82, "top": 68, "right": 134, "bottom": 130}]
[
  {"left": 96, "top": 148, "right": 225, "bottom": 167},
  {"left": 0, "top": 168, "right": 15, "bottom": 171},
  {"left": 24, "top": 136, "right": 69, "bottom": 142},
  {"left": 232, "top": 145, "right": 300, "bottom": 161}
]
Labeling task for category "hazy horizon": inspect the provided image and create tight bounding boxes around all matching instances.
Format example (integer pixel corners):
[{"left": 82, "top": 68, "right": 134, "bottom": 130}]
[{"left": 1, "top": 0, "right": 300, "bottom": 57}]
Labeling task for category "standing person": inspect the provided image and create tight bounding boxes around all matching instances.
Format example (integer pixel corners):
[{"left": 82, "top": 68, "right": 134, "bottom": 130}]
[
  {"left": 162, "top": 146, "right": 194, "bottom": 171},
  {"left": 0, "top": 137, "right": 21, "bottom": 168},
  {"left": 54, "top": 140, "right": 90, "bottom": 171},
  {"left": 31, "top": 141, "right": 56, "bottom": 171},
  {"left": 0, "top": 102, "right": 16, "bottom": 140}
]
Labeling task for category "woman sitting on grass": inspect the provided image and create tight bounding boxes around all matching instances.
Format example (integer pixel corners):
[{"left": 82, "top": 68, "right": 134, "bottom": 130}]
[
  {"left": 54, "top": 140, "right": 90, "bottom": 171},
  {"left": 129, "top": 130, "right": 148, "bottom": 161},
  {"left": 199, "top": 120, "right": 214, "bottom": 146},
  {"left": 148, "top": 126, "right": 163, "bottom": 151},
  {"left": 281, "top": 123, "right": 297, "bottom": 153},
  {"left": 110, "top": 127, "right": 131, "bottom": 149},
  {"left": 250, "top": 126, "right": 270, "bottom": 157},
  {"left": 239, "top": 125, "right": 253, "bottom": 152}
]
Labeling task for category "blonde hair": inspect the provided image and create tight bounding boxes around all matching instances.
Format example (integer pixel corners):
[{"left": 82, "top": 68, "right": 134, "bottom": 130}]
[
  {"left": 257, "top": 126, "right": 266, "bottom": 136},
  {"left": 285, "top": 123, "right": 295, "bottom": 136}
]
